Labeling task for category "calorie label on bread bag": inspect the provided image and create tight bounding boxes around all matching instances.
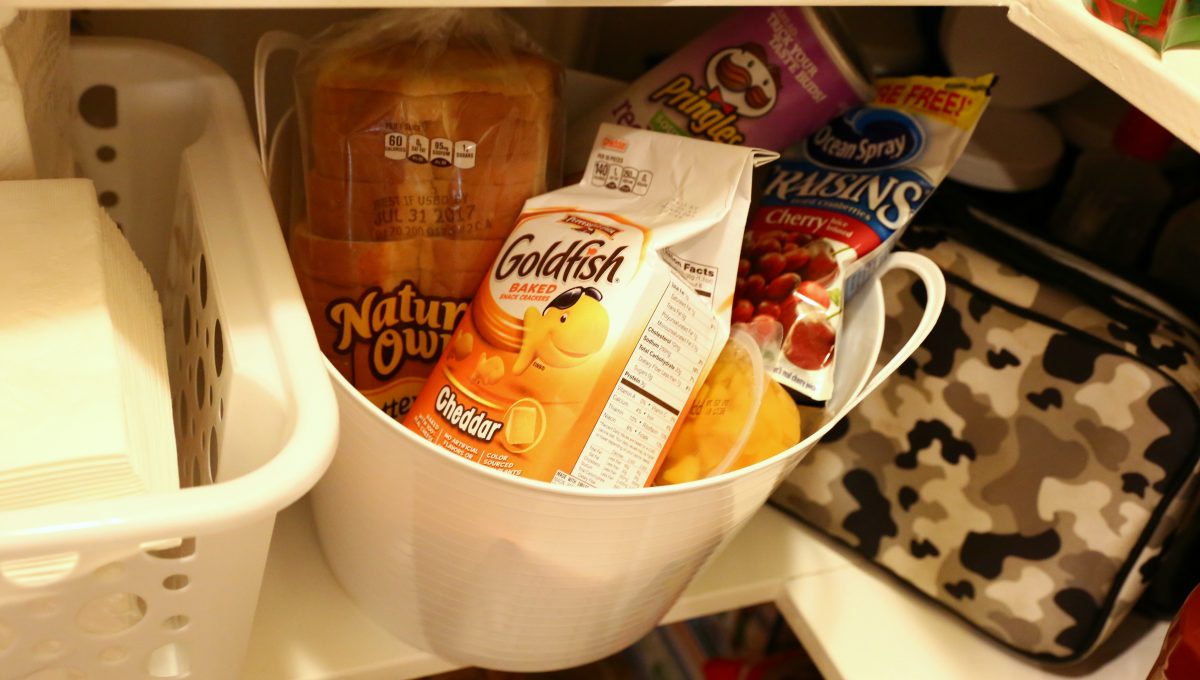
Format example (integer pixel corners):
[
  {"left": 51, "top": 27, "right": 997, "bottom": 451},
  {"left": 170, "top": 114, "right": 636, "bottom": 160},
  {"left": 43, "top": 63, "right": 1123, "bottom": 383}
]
[
  {"left": 736, "top": 74, "right": 995, "bottom": 404},
  {"left": 405, "top": 124, "right": 775, "bottom": 488}
]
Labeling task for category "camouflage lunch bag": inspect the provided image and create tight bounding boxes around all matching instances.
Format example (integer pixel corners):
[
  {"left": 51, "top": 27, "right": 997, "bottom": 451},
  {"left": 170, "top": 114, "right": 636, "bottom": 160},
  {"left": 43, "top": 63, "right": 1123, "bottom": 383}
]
[{"left": 771, "top": 210, "right": 1200, "bottom": 662}]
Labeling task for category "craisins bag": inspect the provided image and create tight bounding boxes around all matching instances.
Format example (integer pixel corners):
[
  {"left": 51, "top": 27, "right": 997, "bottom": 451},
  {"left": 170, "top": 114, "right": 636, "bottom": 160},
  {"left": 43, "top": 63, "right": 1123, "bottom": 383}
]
[{"left": 733, "top": 74, "right": 995, "bottom": 405}]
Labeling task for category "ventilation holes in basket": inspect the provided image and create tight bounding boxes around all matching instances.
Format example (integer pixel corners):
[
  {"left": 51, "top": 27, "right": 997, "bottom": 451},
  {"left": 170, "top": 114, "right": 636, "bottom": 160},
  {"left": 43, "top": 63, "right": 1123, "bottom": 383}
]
[
  {"left": 146, "top": 642, "right": 189, "bottom": 678},
  {"left": 75, "top": 594, "right": 146, "bottom": 635},
  {"left": 195, "top": 358, "right": 205, "bottom": 406},
  {"left": 162, "top": 574, "right": 189, "bottom": 591},
  {"left": 145, "top": 538, "right": 196, "bottom": 560},
  {"left": 199, "top": 255, "right": 208, "bottom": 308},
  {"left": 170, "top": 214, "right": 228, "bottom": 493},
  {"left": 78, "top": 85, "right": 117, "bottom": 129},
  {"left": 93, "top": 562, "right": 125, "bottom": 583},
  {"left": 181, "top": 296, "right": 191, "bottom": 344},
  {"left": 96, "top": 146, "right": 116, "bottom": 162},
  {"left": 209, "top": 429, "right": 219, "bottom": 481},
  {"left": 99, "top": 191, "right": 119, "bottom": 208},
  {"left": 214, "top": 319, "right": 224, "bottom": 376},
  {"left": 162, "top": 615, "right": 189, "bottom": 632}
]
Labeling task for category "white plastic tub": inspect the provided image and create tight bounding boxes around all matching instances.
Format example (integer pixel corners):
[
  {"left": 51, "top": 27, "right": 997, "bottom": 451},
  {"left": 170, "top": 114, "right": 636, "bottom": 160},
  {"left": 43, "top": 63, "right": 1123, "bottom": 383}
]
[
  {"left": 312, "top": 248, "right": 944, "bottom": 671},
  {"left": 0, "top": 38, "right": 337, "bottom": 680}
]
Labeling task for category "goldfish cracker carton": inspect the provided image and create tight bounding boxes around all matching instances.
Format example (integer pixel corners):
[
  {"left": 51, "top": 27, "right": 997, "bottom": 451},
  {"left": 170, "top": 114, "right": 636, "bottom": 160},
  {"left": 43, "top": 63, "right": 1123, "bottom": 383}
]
[{"left": 405, "top": 124, "right": 776, "bottom": 488}]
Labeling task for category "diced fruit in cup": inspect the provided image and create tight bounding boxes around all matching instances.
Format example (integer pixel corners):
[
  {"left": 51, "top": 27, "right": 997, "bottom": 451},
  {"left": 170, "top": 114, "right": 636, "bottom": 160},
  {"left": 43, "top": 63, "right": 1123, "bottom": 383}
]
[{"left": 783, "top": 314, "right": 836, "bottom": 370}]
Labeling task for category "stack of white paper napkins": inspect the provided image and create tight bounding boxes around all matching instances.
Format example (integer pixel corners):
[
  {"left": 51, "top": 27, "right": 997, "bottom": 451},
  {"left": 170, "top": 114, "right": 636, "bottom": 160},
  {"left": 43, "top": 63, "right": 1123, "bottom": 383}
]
[
  {"left": 0, "top": 179, "right": 178, "bottom": 512},
  {"left": 0, "top": 9, "right": 72, "bottom": 180}
]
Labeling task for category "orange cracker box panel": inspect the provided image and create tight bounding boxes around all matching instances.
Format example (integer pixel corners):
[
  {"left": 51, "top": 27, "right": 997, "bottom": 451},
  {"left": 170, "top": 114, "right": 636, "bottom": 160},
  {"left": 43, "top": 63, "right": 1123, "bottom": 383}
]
[
  {"left": 405, "top": 124, "right": 776, "bottom": 488},
  {"left": 289, "top": 9, "right": 564, "bottom": 421}
]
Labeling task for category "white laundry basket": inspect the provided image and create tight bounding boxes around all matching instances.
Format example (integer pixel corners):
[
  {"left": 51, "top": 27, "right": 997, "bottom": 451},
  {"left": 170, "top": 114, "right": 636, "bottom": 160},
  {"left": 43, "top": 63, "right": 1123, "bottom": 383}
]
[
  {"left": 312, "top": 248, "right": 944, "bottom": 671},
  {"left": 0, "top": 38, "right": 337, "bottom": 680}
]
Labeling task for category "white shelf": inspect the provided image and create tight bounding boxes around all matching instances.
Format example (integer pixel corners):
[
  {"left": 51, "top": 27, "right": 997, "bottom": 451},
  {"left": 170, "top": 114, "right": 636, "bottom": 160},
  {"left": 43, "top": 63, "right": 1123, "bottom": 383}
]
[
  {"left": 778, "top": 546, "right": 1170, "bottom": 680},
  {"left": 245, "top": 497, "right": 1169, "bottom": 680},
  {"left": 1009, "top": 0, "right": 1200, "bottom": 154}
]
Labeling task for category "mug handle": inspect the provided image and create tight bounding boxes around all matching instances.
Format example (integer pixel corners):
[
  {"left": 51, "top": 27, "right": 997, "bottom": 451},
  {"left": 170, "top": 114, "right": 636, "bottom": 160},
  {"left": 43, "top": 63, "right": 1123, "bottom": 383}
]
[{"left": 842, "top": 251, "right": 945, "bottom": 416}]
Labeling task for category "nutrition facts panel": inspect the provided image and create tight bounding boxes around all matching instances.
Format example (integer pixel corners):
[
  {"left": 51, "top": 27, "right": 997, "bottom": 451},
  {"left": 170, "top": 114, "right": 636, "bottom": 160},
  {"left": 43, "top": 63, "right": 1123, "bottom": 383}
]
[
  {"left": 569, "top": 277, "right": 718, "bottom": 488},
  {"left": 663, "top": 250, "right": 718, "bottom": 304}
]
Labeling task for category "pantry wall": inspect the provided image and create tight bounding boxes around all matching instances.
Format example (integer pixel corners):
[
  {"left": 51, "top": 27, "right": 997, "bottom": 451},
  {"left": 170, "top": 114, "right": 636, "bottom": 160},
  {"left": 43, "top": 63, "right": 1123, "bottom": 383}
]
[
  {"left": 2, "top": 2, "right": 1198, "bottom": 680},
  {"left": 73, "top": 8, "right": 736, "bottom": 146}
]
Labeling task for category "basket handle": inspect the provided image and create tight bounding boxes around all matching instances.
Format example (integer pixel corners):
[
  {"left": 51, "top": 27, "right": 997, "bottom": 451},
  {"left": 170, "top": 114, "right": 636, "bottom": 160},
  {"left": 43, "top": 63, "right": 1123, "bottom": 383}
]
[
  {"left": 253, "top": 30, "right": 305, "bottom": 175},
  {"left": 840, "top": 251, "right": 945, "bottom": 417}
]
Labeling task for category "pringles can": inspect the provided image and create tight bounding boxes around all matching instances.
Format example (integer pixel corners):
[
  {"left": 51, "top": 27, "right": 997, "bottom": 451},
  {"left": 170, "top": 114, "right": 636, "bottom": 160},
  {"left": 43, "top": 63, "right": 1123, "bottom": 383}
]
[{"left": 564, "top": 7, "right": 871, "bottom": 174}]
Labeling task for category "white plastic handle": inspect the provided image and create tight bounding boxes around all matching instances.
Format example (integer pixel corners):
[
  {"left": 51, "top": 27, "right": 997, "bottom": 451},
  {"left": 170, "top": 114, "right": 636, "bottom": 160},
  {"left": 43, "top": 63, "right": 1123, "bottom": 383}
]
[
  {"left": 253, "top": 30, "right": 306, "bottom": 174},
  {"left": 805, "top": 251, "right": 945, "bottom": 444},
  {"left": 266, "top": 107, "right": 296, "bottom": 192},
  {"left": 844, "top": 251, "right": 945, "bottom": 416}
]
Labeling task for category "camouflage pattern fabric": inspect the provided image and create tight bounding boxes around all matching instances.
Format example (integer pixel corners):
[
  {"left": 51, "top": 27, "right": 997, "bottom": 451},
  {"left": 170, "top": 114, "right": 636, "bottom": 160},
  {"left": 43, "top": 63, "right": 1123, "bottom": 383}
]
[{"left": 772, "top": 224, "right": 1200, "bottom": 661}]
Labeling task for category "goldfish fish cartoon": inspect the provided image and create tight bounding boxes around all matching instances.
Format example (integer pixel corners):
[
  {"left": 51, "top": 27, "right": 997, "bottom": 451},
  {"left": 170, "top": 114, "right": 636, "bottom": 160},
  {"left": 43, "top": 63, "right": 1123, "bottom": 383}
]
[{"left": 513, "top": 286, "right": 609, "bottom": 375}]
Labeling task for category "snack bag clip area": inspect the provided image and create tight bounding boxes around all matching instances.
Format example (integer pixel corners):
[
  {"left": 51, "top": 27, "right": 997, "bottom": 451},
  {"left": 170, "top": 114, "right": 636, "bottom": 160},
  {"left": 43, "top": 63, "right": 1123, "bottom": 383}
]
[
  {"left": 406, "top": 124, "right": 776, "bottom": 488},
  {"left": 737, "top": 75, "right": 995, "bottom": 405}
]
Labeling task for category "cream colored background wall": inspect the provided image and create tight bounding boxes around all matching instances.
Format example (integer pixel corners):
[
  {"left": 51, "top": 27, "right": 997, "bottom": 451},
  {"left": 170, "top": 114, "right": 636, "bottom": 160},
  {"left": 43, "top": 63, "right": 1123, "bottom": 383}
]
[{"left": 74, "top": 7, "right": 732, "bottom": 146}]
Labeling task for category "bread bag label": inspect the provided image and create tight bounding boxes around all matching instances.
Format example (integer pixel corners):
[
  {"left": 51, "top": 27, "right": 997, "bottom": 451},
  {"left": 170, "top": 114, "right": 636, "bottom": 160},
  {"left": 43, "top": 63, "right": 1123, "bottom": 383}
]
[
  {"left": 405, "top": 124, "right": 775, "bottom": 488},
  {"left": 289, "top": 9, "right": 564, "bottom": 421}
]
